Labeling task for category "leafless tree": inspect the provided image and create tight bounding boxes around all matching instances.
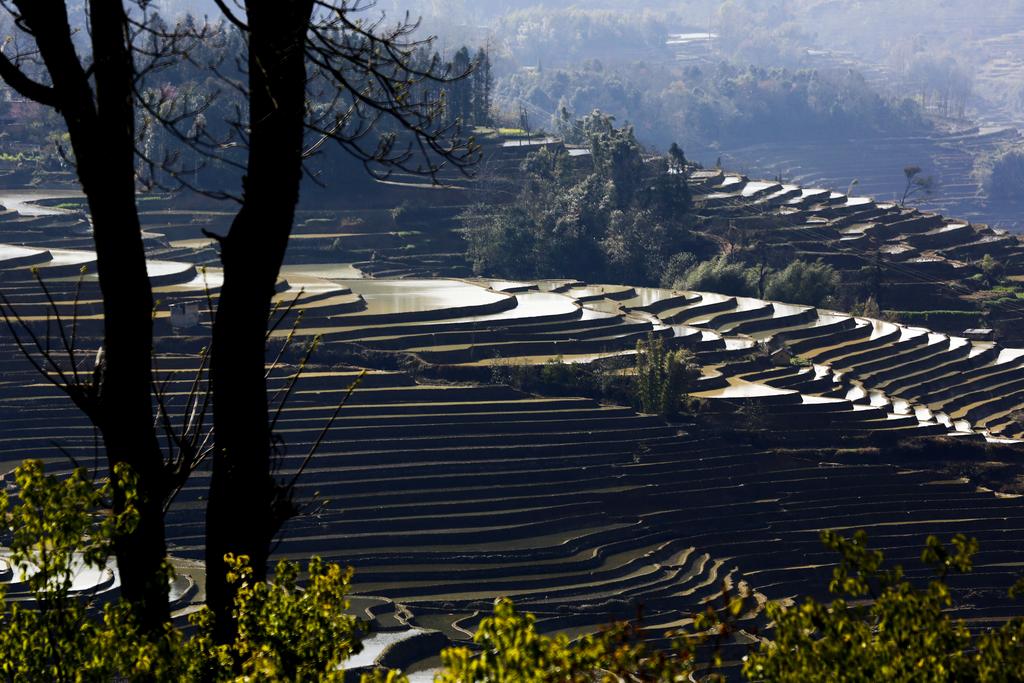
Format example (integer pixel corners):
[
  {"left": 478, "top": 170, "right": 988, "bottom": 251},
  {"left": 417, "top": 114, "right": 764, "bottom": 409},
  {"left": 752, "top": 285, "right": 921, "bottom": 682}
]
[
  {"left": 193, "top": 0, "right": 479, "bottom": 637},
  {"left": 0, "top": 0, "right": 175, "bottom": 631},
  {"left": 0, "top": 0, "right": 478, "bottom": 641}
]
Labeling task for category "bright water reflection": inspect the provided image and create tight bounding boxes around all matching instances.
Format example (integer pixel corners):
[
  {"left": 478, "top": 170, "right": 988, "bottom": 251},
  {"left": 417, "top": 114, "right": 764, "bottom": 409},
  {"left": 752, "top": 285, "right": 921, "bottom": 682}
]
[
  {"left": 332, "top": 279, "right": 507, "bottom": 316},
  {"left": 280, "top": 263, "right": 365, "bottom": 279},
  {"left": 0, "top": 189, "right": 82, "bottom": 216},
  {"left": 344, "top": 630, "right": 419, "bottom": 669}
]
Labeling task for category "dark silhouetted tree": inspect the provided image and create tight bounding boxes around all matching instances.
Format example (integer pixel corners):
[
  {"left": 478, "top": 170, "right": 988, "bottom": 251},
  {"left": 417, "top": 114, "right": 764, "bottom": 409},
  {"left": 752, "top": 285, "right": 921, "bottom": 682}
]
[
  {"left": 201, "top": 0, "right": 476, "bottom": 640},
  {"left": 449, "top": 46, "right": 473, "bottom": 125},
  {"left": 667, "top": 141, "right": 687, "bottom": 173},
  {"left": 0, "top": 0, "right": 174, "bottom": 632},
  {"left": 900, "top": 164, "right": 935, "bottom": 206},
  {"left": 472, "top": 47, "right": 493, "bottom": 126}
]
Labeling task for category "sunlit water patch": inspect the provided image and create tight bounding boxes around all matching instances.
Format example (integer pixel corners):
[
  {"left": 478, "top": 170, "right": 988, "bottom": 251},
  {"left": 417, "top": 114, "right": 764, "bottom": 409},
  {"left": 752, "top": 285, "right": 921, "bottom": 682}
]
[
  {"left": 340, "top": 279, "right": 506, "bottom": 315},
  {"left": 0, "top": 188, "right": 82, "bottom": 216}
]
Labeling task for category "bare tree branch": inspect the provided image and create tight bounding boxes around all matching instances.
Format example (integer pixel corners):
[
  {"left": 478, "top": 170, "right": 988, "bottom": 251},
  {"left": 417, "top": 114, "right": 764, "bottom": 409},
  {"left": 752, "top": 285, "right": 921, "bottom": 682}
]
[
  {"left": 0, "top": 47, "right": 57, "bottom": 106},
  {"left": 212, "top": 0, "right": 249, "bottom": 31}
]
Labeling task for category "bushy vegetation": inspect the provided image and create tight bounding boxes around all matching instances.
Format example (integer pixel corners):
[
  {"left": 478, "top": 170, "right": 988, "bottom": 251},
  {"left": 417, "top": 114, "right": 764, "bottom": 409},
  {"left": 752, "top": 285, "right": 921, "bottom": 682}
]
[
  {"left": 975, "top": 145, "right": 1024, "bottom": 200},
  {"left": 676, "top": 255, "right": 758, "bottom": 297},
  {"left": 6, "top": 459, "right": 1024, "bottom": 681},
  {"left": 431, "top": 597, "right": 711, "bottom": 683},
  {"left": 488, "top": 356, "right": 630, "bottom": 404},
  {"left": 635, "top": 334, "right": 701, "bottom": 418},
  {"left": 764, "top": 259, "right": 839, "bottom": 307},
  {"left": 979, "top": 254, "right": 1008, "bottom": 288},
  {"left": 463, "top": 112, "right": 704, "bottom": 283},
  {"left": 501, "top": 61, "right": 927, "bottom": 156},
  {"left": 0, "top": 461, "right": 363, "bottom": 682},
  {"left": 487, "top": 343, "right": 704, "bottom": 420},
  {"left": 660, "top": 251, "right": 699, "bottom": 288},
  {"left": 669, "top": 255, "right": 839, "bottom": 307},
  {"left": 745, "top": 530, "right": 1024, "bottom": 682},
  {"left": 0, "top": 462, "right": 151, "bottom": 681}
]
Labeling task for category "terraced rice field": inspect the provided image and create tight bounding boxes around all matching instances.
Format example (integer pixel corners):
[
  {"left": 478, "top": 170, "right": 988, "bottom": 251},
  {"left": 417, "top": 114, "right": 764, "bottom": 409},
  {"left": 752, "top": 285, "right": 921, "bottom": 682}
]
[
  {"left": 714, "top": 126, "right": 1024, "bottom": 233},
  {"left": 1, "top": 185, "right": 1023, "bottom": 669}
]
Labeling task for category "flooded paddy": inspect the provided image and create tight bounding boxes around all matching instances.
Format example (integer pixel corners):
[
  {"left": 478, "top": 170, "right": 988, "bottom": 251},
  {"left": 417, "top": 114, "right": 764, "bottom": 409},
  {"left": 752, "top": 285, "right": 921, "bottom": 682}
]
[
  {"left": 280, "top": 263, "right": 365, "bottom": 280},
  {"left": 341, "top": 279, "right": 508, "bottom": 316},
  {"left": 0, "top": 188, "right": 82, "bottom": 216}
]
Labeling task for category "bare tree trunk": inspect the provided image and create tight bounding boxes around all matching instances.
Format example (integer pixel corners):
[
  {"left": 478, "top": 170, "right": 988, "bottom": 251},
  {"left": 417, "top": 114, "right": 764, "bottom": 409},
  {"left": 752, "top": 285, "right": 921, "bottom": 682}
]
[
  {"left": 0, "top": 0, "right": 170, "bottom": 630},
  {"left": 83, "top": 179, "right": 170, "bottom": 631},
  {"left": 205, "top": 0, "right": 313, "bottom": 639},
  {"left": 87, "top": 3, "right": 169, "bottom": 630},
  {"left": 203, "top": 0, "right": 470, "bottom": 639}
]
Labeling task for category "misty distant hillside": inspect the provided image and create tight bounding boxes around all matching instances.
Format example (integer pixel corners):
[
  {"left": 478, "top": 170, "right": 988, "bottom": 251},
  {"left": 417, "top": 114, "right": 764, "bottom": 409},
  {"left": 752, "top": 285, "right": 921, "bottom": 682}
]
[
  {"left": 153, "top": 1, "right": 700, "bottom": 23},
  {"left": 151, "top": 0, "right": 213, "bottom": 17},
  {"left": 19, "top": 0, "right": 1024, "bottom": 232}
]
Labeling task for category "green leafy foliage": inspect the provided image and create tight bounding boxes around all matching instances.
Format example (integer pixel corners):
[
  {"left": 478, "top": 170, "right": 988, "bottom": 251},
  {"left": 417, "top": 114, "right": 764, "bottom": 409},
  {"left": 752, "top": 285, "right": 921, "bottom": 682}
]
[
  {"left": 0, "top": 460, "right": 362, "bottom": 682},
  {"left": 193, "top": 555, "right": 362, "bottom": 681},
  {"left": 582, "top": 112, "right": 646, "bottom": 208},
  {"left": 850, "top": 295, "right": 882, "bottom": 319},
  {"left": 5, "top": 461, "right": 1024, "bottom": 682},
  {"left": 979, "top": 253, "right": 1006, "bottom": 289},
  {"left": 974, "top": 145, "right": 1024, "bottom": 200},
  {"left": 463, "top": 113, "right": 699, "bottom": 284},
  {"left": 669, "top": 255, "right": 837, "bottom": 307},
  {"left": 435, "top": 597, "right": 702, "bottom": 683},
  {"left": 676, "top": 255, "right": 758, "bottom": 297},
  {"left": 488, "top": 356, "right": 636, "bottom": 408},
  {"left": 0, "top": 460, "right": 163, "bottom": 682},
  {"left": 763, "top": 259, "right": 839, "bottom": 307},
  {"left": 744, "top": 530, "right": 1024, "bottom": 682},
  {"left": 660, "top": 251, "right": 698, "bottom": 288},
  {"left": 635, "top": 334, "right": 700, "bottom": 418},
  {"left": 600, "top": 209, "right": 674, "bottom": 284},
  {"left": 368, "top": 532, "right": 1024, "bottom": 683}
]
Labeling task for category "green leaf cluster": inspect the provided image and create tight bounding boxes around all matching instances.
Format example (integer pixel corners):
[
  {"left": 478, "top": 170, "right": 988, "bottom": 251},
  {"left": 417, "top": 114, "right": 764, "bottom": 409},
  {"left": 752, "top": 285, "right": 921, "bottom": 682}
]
[
  {"left": 433, "top": 597, "right": 700, "bottom": 683},
  {"left": 673, "top": 256, "right": 839, "bottom": 307},
  {"left": 744, "top": 530, "right": 1024, "bottom": 682},
  {"left": 635, "top": 333, "right": 700, "bottom": 418},
  {"left": 0, "top": 460, "right": 362, "bottom": 682},
  {"left": 0, "top": 461, "right": 157, "bottom": 681},
  {"left": 209, "top": 555, "right": 362, "bottom": 681},
  {"left": 763, "top": 258, "right": 839, "bottom": 308},
  {"left": 677, "top": 254, "right": 759, "bottom": 297},
  {"left": 4, "top": 460, "right": 1024, "bottom": 682}
]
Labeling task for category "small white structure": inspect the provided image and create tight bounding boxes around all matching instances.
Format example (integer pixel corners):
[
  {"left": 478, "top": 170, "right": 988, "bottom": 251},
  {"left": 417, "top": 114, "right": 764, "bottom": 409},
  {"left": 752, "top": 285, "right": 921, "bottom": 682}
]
[
  {"left": 964, "top": 328, "right": 995, "bottom": 341},
  {"left": 169, "top": 301, "right": 201, "bottom": 330}
]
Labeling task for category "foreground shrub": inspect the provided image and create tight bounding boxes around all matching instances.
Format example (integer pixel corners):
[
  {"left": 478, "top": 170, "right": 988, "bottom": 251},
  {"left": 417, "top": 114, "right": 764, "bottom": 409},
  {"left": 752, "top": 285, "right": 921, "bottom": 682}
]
[
  {"left": 433, "top": 598, "right": 710, "bottom": 683},
  {"left": 0, "top": 461, "right": 151, "bottom": 681},
  {"left": 0, "top": 460, "right": 362, "bottom": 682},
  {"left": 3, "top": 461, "right": 1024, "bottom": 681},
  {"left": 744, "top": 530, "right": 1024, "bottom": 682},
  {"left": 202, "top": 556, "right": 361, "bottom": 681}
]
